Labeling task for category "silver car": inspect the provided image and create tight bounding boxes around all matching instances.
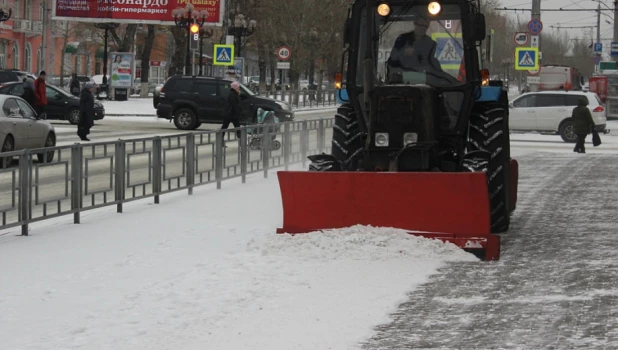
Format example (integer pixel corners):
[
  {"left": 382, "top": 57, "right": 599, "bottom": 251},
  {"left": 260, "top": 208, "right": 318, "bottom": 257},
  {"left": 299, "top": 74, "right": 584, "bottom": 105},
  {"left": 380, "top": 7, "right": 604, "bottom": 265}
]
[{"left": 0, "top": 95, "right": 56, "bottom": 165}]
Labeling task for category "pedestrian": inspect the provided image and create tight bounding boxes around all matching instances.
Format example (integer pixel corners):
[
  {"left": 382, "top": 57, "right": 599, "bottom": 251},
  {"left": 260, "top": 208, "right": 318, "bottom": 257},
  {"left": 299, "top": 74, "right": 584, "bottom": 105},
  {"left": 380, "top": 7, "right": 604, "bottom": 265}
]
[
  {"left": 220, "top": 81, "right": 243, "bottom": 146},
  {"left": 33, "top": 70, "right": 47, "bottom": 116},
  {"left": 77, "top": 82, "right": 96, "bottom": 141},
  {"left": 21, "top": 77, "right": 35, "bottom": 108},
  {"left": 571, "top": 96, "right": 596, "bottom": 154},
  {"left": 70, "top": 73, "right": 81, "bottom": 97}
]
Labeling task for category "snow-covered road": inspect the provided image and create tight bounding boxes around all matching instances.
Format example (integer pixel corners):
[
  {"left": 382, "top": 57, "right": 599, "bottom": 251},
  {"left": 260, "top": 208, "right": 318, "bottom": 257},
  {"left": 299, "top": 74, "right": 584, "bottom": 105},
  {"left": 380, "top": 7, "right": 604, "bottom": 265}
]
[
  {"left": 2, "top": 123, "right": 618, "bottom": 348},
  {"left": 361, "top": 152, "right": 618, "bottom": 349}
]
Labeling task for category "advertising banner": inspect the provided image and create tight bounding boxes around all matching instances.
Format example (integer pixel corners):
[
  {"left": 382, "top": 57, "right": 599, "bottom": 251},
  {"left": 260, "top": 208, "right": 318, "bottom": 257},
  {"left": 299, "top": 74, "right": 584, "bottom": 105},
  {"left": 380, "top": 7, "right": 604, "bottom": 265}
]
[
  {"left": 110, "top": 52, "right": 134, "bottom": 88},
  {"left": 52, "top": 0, "right": 225, "bottom": 26}
]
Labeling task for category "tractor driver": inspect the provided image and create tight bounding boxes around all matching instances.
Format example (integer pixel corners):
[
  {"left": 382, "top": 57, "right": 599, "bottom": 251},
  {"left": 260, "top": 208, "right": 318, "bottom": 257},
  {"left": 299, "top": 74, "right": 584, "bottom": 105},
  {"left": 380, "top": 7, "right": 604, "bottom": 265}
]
[{"left": 386, "top": 17, "right": 455, "bottom": 86}]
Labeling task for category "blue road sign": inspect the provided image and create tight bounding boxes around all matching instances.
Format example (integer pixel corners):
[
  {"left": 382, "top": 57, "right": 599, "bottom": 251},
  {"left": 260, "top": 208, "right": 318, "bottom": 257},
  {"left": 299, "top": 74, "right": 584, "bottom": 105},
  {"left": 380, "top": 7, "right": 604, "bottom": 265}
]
[
  {"left": 431, "top": 34, "right": 463, "bottom": 69},
  {"left": 527, "top": 19, "right": 543, "bottom": 35},
  {"left": 515, "top": 47, "right": 539, "bottom": 70},
  {"left": 611, "top": 42, "right": 618, "bottom": 55},
  {"left": 213, "top": 44, "right": 234, "bottom": 66},
  {"left": 594, "top": 43, "right": 603, "bottom": 54}
]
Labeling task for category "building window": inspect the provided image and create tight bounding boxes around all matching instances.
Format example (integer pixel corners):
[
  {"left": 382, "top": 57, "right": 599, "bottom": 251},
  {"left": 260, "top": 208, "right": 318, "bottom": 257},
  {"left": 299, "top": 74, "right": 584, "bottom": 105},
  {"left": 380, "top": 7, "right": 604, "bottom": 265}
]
[
  {"left": 24, "top": 44, "right": 31, "bottom": 73},
  {"left": 0, "top": 41, "right": 6, "bottom": 69},
  {"left": 12, "top": 43, "right": 19, "bottom": 70},
  {"left": 26, "top": 0, "right": 32, "bottom": 20},
  {"left": 37, "top": 48, "right": 42, "bottom": 73}
]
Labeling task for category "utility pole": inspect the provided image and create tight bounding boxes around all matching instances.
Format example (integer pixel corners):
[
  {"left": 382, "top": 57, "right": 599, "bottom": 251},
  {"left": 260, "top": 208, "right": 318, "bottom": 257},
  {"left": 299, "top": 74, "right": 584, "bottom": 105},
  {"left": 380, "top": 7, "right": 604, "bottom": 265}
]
[
  {"left": 597, "top": 0, "right": 602, "bottom": 45},
  {"left": 613, "top": 0, "right": 618, "bottom": 61},
  {"left": 41, "top": 0, "right": 47, "bottom": 75}
]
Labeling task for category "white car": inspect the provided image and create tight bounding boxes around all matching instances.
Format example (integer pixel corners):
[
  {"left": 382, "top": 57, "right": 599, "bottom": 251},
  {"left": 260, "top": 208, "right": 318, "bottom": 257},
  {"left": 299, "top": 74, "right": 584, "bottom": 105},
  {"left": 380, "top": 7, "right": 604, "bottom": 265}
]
[
  {"left": 0, "top": 95, "right": 56, "bottom": 166},
  {"left": 509, "top": 91, "right": 607, "bottom": 142}
]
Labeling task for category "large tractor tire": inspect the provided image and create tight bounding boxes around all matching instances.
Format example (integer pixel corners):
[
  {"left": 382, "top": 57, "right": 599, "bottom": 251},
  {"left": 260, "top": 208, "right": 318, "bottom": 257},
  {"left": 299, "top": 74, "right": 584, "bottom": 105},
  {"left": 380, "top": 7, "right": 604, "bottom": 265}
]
[
  {"left": 331, "top": 103, "right": 364, "bottom": 170},
  {"left": 468, "top": 102, "right": 510, "bottom": 233}
]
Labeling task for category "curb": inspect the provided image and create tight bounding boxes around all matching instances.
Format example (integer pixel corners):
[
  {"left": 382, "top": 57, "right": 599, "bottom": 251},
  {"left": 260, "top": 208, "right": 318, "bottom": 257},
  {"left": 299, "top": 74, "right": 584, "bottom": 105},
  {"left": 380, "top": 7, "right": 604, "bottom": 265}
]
[{"left": 104, "top": 106, "right": 339, "bottom": 117}]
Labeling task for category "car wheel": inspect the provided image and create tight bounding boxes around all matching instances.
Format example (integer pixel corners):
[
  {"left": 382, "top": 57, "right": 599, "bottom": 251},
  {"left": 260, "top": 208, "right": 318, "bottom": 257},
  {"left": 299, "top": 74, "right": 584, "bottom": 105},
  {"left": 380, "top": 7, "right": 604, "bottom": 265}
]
[
  {"left": 559, "top": 120, "right": 577, "bottom": 143},
  {"left": 67, "top": 108, "right": 80, "bottom": 125},
  {"left": 37, "top": 133, "right": 56, "bottom": 163},
  {"left": 1, "top": 135, "right": 14, "bottom": 168},
  {"left": 173, "top": 108, "right": 198, "bottom": 130}
]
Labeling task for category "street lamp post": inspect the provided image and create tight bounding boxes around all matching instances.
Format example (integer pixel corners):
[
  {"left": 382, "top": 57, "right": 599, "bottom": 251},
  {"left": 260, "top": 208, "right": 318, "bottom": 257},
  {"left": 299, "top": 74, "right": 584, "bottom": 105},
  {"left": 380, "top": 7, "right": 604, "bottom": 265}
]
[
  {"left": 198, "top": 26, "right": 214, "bottom": 76},
  {"left": 94, "top": 22, "right": 119, "bottom": 99},
  {"left": 227, "top": 14, "right": 257, "bottom": 57},
  {"left": 172, "top": 4, "right": 208, "bottom": 76}
]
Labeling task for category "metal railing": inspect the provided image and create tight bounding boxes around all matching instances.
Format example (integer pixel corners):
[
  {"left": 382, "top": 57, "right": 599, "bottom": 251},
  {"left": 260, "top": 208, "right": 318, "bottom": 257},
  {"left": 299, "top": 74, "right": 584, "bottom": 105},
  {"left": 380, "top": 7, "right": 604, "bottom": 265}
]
[
  {"left": 244, "top": 89, "right": 339, "bottom": 109},
  {"left": 0, "top": 118, "right": 334, "bottom": 235}
]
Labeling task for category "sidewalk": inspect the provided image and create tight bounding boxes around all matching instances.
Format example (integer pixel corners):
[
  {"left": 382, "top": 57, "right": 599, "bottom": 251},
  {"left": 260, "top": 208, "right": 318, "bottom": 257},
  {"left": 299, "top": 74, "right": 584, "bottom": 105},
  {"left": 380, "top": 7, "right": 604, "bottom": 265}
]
[
  {"left": 102, "top": 98, "right": 339, "bottom": 117},
  {"left": 360, "top": 152, "right": 618, "bottom": 349}
]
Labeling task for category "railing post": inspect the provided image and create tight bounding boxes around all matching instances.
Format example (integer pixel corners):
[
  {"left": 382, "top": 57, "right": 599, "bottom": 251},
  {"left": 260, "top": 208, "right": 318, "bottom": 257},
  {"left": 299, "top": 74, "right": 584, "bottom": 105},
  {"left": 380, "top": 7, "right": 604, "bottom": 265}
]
[
  {"left": 318, "top": 119, "right": 325, "bottom": 153},
  {"left": 215, "top": 132, "right": 223, "bottom": 189},
  {"left": 240, "top": 128, "right": 248, "bottom": 183},
  {"left": 18, "top": 150, "right": 30, "bottom": 236},
  {"left": 186, "top": 133, "right": 195, "bottom": 195},
  {"left": 262, "top": 123, "right": 271, "bottom": 178},
  {"left": 71, "top": 145, "right": 83, "bottom": 224},
  {"left": 115, "top": 140, "right": 126, "bottom": 213},
  {"left": 152, "top": 136, "right": 162, "bottom": 203},
  {"left": 301, "top": 120, "right": 308, "bottom": 168},
  {"left": 283, "top": 123, "right": 291, "bottom": 170}
]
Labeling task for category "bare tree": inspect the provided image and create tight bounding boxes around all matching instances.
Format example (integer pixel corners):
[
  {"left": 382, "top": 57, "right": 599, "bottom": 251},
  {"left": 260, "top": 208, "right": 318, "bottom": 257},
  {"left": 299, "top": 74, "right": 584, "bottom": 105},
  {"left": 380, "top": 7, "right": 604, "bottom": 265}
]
[{"left": 139, "top": 25, "right": 156, "bottom": 97}]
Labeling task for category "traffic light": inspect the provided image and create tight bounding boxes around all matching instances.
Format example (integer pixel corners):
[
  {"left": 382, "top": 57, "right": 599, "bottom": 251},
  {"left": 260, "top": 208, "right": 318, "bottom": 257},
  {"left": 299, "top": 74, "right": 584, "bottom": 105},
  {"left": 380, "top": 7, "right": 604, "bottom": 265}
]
[{"left": 190, "top": 24, "right": 199, "bottom": 50}]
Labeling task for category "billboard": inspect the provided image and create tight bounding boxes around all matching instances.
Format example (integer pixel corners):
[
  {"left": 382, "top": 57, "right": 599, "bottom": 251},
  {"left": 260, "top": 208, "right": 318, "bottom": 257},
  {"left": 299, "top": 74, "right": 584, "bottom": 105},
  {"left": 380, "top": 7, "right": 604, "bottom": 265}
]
[
  {"left": 52, "top": 0, "right": 225, "bottom": 26},
  {"left": 109, "top": 52, "right": 134, "bottom": 88}
]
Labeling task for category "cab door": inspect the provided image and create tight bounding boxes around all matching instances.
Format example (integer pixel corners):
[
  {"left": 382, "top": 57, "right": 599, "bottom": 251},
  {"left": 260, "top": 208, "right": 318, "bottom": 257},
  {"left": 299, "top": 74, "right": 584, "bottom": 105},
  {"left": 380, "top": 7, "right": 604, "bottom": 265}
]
[{"left": 509, "top": 94, "right": 537, "bottom": 130}]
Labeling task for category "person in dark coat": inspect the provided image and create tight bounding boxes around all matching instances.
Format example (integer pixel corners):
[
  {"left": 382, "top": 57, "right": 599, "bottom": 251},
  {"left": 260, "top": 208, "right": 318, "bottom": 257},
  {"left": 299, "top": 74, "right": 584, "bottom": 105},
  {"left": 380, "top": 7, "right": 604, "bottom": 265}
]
[
  {"left": 77, "top": 82, "right": 96, "bottom": 141},
  {"left": 220, "top": 81, "right": 243, "bottom": 145},
  {"left": 21, "top": 77, "right": 36, "bottom": 108},
  {"left": 571, "top": 96, "right": 595, "bottom": 153},
  {"left": 69, "top": 73, "right": 81, "bottom": 97}
]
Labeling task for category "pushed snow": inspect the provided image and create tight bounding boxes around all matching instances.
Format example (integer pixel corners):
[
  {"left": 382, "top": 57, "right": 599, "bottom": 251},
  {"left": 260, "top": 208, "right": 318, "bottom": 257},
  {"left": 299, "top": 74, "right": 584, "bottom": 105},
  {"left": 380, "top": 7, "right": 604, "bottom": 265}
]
[
  {"left": 251, "top": 225, "right": 478, "bottom": 262},
  {"left": 0, "top": 169, "right": 477, "bottom": 350}
]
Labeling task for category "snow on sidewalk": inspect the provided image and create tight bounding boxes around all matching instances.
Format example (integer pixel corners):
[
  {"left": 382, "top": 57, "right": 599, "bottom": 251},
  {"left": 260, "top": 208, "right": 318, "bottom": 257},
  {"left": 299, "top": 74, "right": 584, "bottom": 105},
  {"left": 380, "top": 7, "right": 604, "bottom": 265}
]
[
  {"left": 0, "top": 168, "right": 477, "bottom": 350},
  {"left": 102, "top": 98, "right": 339, "bottom": 116}
]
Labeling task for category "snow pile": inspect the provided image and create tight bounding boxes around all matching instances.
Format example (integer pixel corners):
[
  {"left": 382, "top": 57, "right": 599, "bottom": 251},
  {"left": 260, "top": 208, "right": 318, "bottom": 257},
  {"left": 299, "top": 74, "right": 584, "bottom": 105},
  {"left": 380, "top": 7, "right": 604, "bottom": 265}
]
[
  {"left": 0, "top": 171, "right": 478, "bottom": 350},
  {"left": 248, "top": 225, "right": 478, "bottom": 262}
]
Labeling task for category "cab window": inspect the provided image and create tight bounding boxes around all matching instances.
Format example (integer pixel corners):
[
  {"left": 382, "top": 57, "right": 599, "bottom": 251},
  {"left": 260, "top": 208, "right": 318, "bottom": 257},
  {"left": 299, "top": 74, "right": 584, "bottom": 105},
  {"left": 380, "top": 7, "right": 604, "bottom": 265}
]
[
  {"left": 16, "top": 100, "right": 36, "bottom": 119},
  {"left": 46, "top": 86, "right": 59, "bottom": 99},
  {"left": 535, "top": 94, "right": 565, "bottom": 107}
]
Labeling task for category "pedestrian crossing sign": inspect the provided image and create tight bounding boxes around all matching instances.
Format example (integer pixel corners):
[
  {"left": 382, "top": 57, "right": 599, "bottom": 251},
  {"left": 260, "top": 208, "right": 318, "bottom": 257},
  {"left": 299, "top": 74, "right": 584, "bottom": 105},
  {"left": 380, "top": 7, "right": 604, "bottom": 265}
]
[
  {"left": 431, "top": 33, "right": 463, "bottom": 70},
  {"left": 213, "top": 45, "right": 234, "bottom": 66},
  {"left": 514, "top": 47, "right": 539, "bottom": 71}
]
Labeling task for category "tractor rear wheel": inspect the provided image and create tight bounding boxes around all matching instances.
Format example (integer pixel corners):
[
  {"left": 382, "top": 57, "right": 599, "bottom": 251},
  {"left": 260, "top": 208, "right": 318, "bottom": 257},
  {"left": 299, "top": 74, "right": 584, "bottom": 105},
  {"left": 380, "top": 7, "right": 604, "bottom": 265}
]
[
  {"left": 331, "top": 103, "right": 364, "bottom": 170},
  {"left": 468, "top": 102, "right": 510, "bottom": 233}
]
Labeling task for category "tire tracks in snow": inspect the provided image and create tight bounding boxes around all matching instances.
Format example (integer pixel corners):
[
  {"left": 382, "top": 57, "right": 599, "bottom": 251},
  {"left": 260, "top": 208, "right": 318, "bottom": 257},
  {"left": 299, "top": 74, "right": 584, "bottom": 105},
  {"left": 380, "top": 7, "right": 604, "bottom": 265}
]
[{"left": 360, "top": 153, "right": 618, "bottom": 350}]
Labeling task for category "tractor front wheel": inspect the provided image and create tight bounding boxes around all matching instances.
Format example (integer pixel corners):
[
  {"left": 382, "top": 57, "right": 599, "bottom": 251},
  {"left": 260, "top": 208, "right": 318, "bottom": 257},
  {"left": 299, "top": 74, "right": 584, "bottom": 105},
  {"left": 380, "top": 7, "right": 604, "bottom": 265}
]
[
  {"left": 331, "top": 104, "right": 363, "bottom": 170},
  {"left": 468, "top": 102, "right": 510, "bottom": 233}
]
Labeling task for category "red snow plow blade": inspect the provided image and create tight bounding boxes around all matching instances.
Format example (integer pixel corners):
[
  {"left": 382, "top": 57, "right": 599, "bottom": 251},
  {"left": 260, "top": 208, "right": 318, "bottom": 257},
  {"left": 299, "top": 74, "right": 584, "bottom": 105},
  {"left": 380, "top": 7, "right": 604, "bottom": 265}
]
[{"left": 277, "top": 171, "right": 500, "bottom": 260}]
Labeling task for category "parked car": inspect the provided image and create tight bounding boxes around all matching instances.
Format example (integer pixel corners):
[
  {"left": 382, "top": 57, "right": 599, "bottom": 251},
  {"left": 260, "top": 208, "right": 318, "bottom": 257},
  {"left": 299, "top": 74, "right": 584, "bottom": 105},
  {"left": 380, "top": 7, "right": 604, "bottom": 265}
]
[
  {"left": 155, "top": 75, "right": 294, "bottom": 130},
  {"left": 12, "top": 70, "right": 37, "bottom": 82},
  {"left": 0, "top": 82, "right": 105, "bottom": 125},
  {"left": 153, "top": 83, "right": 164, "bottom": 108},
  {"left": 509, "top": 91, "right": 607, "bottom": 142},
  {"left": 0, "top": 95, "right": 56, "bottom": 165},
  {"left": 0, "top": 69, "right": 21, "bottom": 84}
]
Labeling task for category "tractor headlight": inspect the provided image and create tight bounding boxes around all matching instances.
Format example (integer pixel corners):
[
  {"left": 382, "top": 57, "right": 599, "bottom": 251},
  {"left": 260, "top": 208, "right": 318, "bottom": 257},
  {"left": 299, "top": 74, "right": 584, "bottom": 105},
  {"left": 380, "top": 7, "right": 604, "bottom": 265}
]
[
  {"left": 377, "top": 3, "right": 390, "bottom": 16},
  {"left": 428, "top": 2, "right": 441, "bottom": 15},
  {"left": 403, "top": 133, "right": 418, "bottom": 146},
  {"left": 375, "top": 133, "right": 389, "bottom": 147}
]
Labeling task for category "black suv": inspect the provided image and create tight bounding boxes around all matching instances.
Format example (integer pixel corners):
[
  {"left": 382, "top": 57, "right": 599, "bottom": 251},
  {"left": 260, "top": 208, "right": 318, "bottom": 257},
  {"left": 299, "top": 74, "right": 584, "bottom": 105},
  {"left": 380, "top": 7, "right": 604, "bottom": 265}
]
[{"left": 155, "top": 75, "right": 294, "bottom": 130}]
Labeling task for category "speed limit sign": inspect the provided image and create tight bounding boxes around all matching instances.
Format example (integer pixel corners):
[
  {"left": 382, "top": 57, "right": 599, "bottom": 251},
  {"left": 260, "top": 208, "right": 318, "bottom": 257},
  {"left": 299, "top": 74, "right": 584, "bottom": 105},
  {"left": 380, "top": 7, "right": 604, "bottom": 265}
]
[{"left": 277, "top": 46, "right": 292, "bottom": 61}]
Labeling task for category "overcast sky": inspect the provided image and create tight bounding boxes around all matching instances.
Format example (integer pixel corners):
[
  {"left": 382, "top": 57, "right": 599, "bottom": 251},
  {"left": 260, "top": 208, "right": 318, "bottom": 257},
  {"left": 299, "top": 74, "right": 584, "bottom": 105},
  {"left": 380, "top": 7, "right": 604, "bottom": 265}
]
[{"left": 496, "top": 0, "right": 615, "bottom": 46}]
